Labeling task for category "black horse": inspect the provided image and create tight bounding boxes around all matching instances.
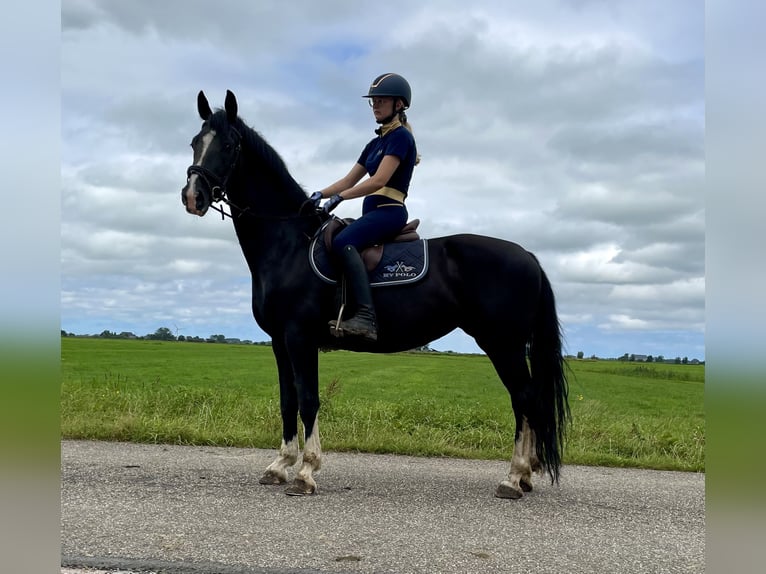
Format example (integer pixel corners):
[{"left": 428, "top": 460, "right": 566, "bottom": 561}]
[{"left": 181, "top": 90, "right": 570, "bottom": 498}]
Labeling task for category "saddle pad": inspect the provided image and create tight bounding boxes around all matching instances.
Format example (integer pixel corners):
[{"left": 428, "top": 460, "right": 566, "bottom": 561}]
[{"left": 309, "top": 232, "right": 428, "bottom": 288}]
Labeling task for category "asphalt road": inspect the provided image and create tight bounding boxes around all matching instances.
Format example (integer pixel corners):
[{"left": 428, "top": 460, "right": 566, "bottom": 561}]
[{"left": 61, "top": 440, "right": 704, "bottom": 574}]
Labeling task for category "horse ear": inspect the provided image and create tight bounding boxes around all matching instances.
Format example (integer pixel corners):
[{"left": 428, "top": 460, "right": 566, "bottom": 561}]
[
  {"left": 197, "top": 91, "right": 212, "bottom": 121},
  {"left": 225, "top": 90, "right": 238, "bottom": 123}
]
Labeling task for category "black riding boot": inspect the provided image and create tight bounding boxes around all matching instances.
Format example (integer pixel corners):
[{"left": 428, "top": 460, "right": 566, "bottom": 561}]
[{"left": 330, "top": 245, "right": 378, "bottom": 342}]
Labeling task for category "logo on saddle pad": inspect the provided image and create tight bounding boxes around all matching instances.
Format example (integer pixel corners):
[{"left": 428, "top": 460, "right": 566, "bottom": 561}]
[
  {"left": 309, "top": 220, "right": 428, "bottom": 287},
  {"left": 383, "top": 261, "right": 418, "bottom": 279}
]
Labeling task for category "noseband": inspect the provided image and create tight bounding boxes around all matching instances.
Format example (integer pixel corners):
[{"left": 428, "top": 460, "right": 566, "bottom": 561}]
[{"left": 185, "top": 127, "right": 242, "bottom": 216}]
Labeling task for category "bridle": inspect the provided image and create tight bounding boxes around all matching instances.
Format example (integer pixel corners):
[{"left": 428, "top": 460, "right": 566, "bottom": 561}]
[
  {"left": 183, "top": 124, "right": 325, "bottom": 224},
  {"left": 185, "top": 126, "right": 242, "bottom": 219}
]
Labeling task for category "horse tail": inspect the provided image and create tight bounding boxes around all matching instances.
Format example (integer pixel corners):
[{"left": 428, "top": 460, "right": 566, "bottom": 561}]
[{"left": 528, "top": 262, "right": 571, "bottom": 484}]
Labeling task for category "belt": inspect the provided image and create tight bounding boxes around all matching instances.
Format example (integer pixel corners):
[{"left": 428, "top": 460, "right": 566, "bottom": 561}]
[{"left": 371, "top": 186, "right": 405, "bottom": 203}]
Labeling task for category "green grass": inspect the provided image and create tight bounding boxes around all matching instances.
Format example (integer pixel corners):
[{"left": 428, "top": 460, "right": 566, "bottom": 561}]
[{"left": 61, "top": 338, "right": 705, "bottom": 472}]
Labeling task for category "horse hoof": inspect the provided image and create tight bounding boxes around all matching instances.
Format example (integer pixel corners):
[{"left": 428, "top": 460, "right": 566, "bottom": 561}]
[
  {"left": 495, "top": 481, "right": 523, "bottom": 499},
  {"left": 259, "top": 470, "right": 287, "bottom": 485},
  {"left": 520, "top": 478, "right": 533, "bottom": 492},
  {"left": 285, "top": 478, "right": 316, "bottom": 496}
]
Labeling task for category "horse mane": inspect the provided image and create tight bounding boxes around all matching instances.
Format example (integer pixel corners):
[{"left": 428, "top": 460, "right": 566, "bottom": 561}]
[{"left": 209, "top": 110, "right": 307, "bottom": 207}]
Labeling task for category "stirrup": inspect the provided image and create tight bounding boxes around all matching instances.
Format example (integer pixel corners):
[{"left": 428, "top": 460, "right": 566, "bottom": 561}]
[{"left": 329, "top": 302, "right": 345, "bottom": 336}]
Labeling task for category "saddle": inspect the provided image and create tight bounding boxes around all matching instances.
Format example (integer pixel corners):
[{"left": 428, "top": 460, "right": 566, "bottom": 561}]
[
  {"left": 309, "top": 218, "right": 429, "bottom": 287},
  {"left": 322, "top": 218, "right": 421, "bottom": 271}
]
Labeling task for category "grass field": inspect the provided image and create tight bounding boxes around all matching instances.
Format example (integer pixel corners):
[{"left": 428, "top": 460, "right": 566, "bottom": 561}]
[{"left": 61, "top": 337, "right": 705, "bottom": 472}]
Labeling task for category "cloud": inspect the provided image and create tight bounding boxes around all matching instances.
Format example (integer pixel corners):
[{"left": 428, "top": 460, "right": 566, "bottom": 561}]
[{"left": 60, "top": 0, "right": 705, "bottom": 358}]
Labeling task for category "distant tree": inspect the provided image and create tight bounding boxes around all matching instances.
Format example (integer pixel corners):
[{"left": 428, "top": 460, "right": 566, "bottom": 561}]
[
  {"left": 629, "top": 354, "right": 636, "bottom": 362},
  {"left": 148, "top": 327, "right": 176, "bottom": 341},
  {"left": 656, "top": 355, "right": 665, "bottom": 363},
  {"left": 208, "top": 334, "right": 226, "bottom": 343},
  {"left": 675, "top": 357, "right": 682, "bottom": 364},
  {"left": 682, "top": 356, "right": 689, "bottom": 365},
  {"left": 577, "top": 351, "right": 584, "bottom": 359},
  {"left": 99, "top": 330, "right": 117, "bottom": 339},
  {"left": 178, "top": 335, "right": 186, "bottom": 342},
  {"left": 618, "top": 353, "right": 629, "bottom": 362},
  {"left": 646, "top": 355, "right": 654, "bottom": 363}
]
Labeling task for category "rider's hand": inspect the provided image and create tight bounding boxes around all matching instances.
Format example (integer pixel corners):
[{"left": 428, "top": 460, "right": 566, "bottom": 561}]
[
  {"left": 323, "top": 194, "right": 344, "bottom": 214},
  {"left": 309, "top": 191, "right": 323, "bottom": 207}
]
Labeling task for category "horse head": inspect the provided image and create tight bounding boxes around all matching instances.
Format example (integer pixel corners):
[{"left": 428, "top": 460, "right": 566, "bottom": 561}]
[
  {"left": 182, "top": 90, "right": 242, "bottom": 216},
  {"left": 182, "top": 90, "right": 313, "bottom": 220}
]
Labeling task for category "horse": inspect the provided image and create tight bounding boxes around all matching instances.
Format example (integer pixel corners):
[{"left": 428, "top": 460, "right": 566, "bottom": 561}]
[{"left": 181, "top": 90, "right": 570, "bottom": 499}]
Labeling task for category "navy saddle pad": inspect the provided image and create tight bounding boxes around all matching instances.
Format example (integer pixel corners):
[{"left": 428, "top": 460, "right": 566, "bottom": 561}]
[{"left": 309, "top": 221, "right": 429, "bottom": 287}]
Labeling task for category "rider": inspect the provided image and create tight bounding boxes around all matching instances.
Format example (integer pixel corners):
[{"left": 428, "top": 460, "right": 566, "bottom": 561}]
[{"left": 311, "top": 73, "right": 419, "bottom": 342}]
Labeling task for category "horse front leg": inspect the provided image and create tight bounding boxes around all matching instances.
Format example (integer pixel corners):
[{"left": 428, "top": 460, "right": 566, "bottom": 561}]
[
  {"left": 284, "top": 333, "right": 322, "bottom": 496},
  {"left": 286, "top": 414, "right": 321, "bottom": 496},
  {"left": 259, "top": 340, "right": 300, "bottom": 485}
]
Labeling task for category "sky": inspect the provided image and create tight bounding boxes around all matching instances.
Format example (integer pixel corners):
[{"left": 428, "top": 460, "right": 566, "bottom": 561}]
[{"left": 60, "top": 0, "right": 705, "bottom": 360}]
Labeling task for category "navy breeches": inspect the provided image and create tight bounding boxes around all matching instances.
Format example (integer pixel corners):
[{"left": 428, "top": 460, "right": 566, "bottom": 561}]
[{"left": 332, "top": 198, "right": 408, "bottom": 256}]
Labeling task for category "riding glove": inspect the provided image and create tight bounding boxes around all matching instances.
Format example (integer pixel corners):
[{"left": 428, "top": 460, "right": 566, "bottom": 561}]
[
  {"left": 323, "top": 194, "right": 344, "bottom": 214},
  {"left": 309, "top": 191, "right": 323, "bottom": 207}
]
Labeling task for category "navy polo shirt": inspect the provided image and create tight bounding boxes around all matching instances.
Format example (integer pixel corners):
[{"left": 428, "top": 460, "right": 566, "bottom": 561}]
[{"left": 356, "top": 126, "right": 417, "bottom": 197}]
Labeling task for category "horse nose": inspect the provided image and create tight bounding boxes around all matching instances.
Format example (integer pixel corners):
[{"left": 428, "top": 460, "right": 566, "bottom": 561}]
[
  {"left": 181, "top": 184, "right": 207, "bottom": 216},
  {"left": 181, "top": 184, "right": 199, "bottom": 214}
]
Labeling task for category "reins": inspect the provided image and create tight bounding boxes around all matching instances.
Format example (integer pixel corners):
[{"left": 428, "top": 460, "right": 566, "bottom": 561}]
[
  {"left": 210, "top": 192, "right": 325, "bottom": 225},
  {"left": 186, "top": 122, "right": 324, "bottom": 225}
]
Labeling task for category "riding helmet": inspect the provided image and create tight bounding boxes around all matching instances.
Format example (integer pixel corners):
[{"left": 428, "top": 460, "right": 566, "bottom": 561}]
[{"left": 362, "top": 73, "right": 411, "bottom": 108}]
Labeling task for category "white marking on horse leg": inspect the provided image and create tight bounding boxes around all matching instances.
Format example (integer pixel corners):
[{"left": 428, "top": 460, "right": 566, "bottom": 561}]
[
  {"left": 260, "top": 435, "right": 299, "bottom": 484},
  {"left": 510, "top": 418, "right": 534, "bottom": 485},
  {"left": 497, "top": 418, "right": 534, "bottom": 498},
  {"left": 291, "top": 418, "right": 321, "bottom": 494}
]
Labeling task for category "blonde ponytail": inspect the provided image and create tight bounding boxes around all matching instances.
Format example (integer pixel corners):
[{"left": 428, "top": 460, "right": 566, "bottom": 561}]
[{"left": 398, "top": 110, "right": 421, "bottom": 165}]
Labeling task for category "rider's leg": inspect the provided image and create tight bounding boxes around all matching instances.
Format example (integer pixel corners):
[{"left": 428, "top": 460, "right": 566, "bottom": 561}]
[
  {"left": 331, "top": 244, "right": 377, "bottom": 341},
  {"left": 329, "top": 202, "right": 407, "bottom": 341}
]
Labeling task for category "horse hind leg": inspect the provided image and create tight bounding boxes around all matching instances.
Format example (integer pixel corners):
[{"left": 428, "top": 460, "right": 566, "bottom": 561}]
[
  {"left": 504, "top": 418, "right": 540, "bottom": 494},
  {"left": 494, "top": 416, "right": 537, "bottom": 498},
  {"left": 482, "top": 344, "right": 538, "bottom": 499}
]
